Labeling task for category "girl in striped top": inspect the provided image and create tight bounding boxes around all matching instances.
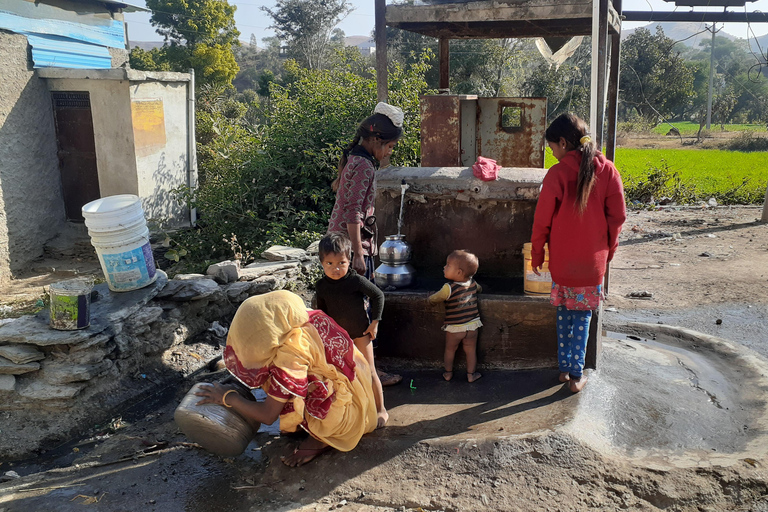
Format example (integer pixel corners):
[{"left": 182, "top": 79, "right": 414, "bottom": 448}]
[{"left": 428, "top": 250, "right": 483, "bottom": 382}]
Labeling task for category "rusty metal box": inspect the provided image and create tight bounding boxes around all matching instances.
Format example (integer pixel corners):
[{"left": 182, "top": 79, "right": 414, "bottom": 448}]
[{"left": 420, "top": 95, "right": 547, "bottom": 168}]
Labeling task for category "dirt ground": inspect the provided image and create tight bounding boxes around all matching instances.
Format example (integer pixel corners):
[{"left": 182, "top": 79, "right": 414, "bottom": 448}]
[{"left": 2, "top": 205, "right": 768, "bottom": 512}]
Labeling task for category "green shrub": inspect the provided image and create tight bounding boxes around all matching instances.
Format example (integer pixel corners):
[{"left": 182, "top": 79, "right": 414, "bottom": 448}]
[
  {"left": 166, "top": 53, "right": 433, "bottom": 271},
  {"left": 720, "top": 132, "right": 768, "bottom": 152}
]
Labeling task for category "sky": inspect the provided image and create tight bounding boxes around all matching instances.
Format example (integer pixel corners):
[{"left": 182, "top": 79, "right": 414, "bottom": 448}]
[{"left": 123, "top": 0, "right": 768, "bottom": 44}]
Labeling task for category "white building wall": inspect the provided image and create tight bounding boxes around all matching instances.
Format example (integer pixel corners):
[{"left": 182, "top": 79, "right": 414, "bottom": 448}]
[{"left": 129, "top": 81, "right": 190, "bottom": 228}]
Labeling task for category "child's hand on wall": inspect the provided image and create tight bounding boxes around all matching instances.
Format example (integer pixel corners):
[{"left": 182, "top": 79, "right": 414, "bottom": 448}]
[{"left": 364, "top": 320, "right": 379, "bottom": 340}]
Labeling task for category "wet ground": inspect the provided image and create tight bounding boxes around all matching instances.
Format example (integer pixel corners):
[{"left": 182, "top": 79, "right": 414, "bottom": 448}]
[{"left": 3, "top": 326, "right": 768, "bottom": 511}]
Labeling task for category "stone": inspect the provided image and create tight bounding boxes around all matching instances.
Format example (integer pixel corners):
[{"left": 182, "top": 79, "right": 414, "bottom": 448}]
[
  {"left": 15, "top": 379, "right": 85, "bottom": 400},
  {"left": 0, "top": 357, "right": 40, "bottom": 375},
  {"left": 305, "top": 240, "right": 320, "bottom": 255},
  {"left": 0, "top": 374, "right": 15, "bottom": 392},
  {"left": 206, "top": 260, "right": 240, "bottom": 284},
  {"left": 40, "top": 360, "right": 113, "bottom": 384},
  {"left": 173, "top": 273, "right": 206, "bottom": 280},
  {"left": 261, "top": 245, "right": 308, "bottom": 262},
  {"left": 127, "top": 307, "right": 164, "bottom": 326},
  {"left": 249, "top": 278, "right": 277, "bottom": 295},
  {"left": 0, "top": 272, "right": 167, "bottom": 347},
  {"left": 155, "top": 279, "right": 219, "bottom": 301},
  {"left": 69, "top": 333, "right": 112, "bottom": 353},
  {"left": 223, "top": 282, "right": 251, "bottom": 302},
  {"left": 240, "top": 260, "right": 300, "bottom": 280},
  {"left": 0, "top": 344, "right": 44, "bottom": 364}
]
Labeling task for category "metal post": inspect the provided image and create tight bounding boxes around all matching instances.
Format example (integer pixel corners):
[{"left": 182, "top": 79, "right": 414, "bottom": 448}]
[
  {"left": 439, "top": 38, "right": 450, "bottom": 90},
  {"left": 187, "top": 68, "right": 198, "bottom": 226},
  {"left": 375, "top": 0, "right": 388, "bottom": 102},
  {"left": 706, "top": 23, "right": 716, "bottom": 130}
]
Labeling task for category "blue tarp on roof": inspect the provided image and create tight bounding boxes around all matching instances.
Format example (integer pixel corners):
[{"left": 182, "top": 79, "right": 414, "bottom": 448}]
[
  {"left": 24, "top": 33, "right": 112, "bottom": 69},
  {"left": 0, "top": 9, "right": 125, "bottom": 48}
]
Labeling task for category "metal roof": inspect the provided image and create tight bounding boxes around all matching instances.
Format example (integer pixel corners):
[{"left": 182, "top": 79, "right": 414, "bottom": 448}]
[{"left": 25, "top": 33, "right": 113, "bottom": 69}]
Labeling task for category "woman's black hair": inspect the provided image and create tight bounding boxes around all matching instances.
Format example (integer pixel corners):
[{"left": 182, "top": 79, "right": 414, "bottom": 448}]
[
  {"left": 332, "top": 112, "right": 403, "bottom": 192},
  {"left": 545, "top": 113, "right": 597, "bottom": 214}
]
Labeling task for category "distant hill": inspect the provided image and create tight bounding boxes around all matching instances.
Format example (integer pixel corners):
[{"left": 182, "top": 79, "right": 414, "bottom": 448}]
[
  {"left": 622, "top": 22, "right": 736, "bottom": 48},
  {"left": 130, "top": 40, "right": 163, "bottom": 51}
]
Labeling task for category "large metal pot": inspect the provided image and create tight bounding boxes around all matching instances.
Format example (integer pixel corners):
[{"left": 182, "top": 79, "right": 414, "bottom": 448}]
[
  {"left": 379, "top": 234, "right": 412, "bottom": 265},
  {"left": 374, "top": 262, "right": 416, "bottom": 288},
  {"left": 174, "top": 383, "right": 257, "bottom": 457}
]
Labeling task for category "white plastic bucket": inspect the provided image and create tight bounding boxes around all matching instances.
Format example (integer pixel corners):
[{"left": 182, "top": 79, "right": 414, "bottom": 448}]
[
  {"left": 82, "top": 194, "right": 145, "bottom": 233},
  {"left": 82, "top": 195, "right": 157, "bottom": 292}
]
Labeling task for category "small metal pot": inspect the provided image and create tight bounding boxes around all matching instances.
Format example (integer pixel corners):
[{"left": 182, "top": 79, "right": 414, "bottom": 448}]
[
  {"left": 374, "top": 262, "right": 416, "bottom": 288},
  {"left": 379, "top": 234, "right": 412, "bottom": 265}
]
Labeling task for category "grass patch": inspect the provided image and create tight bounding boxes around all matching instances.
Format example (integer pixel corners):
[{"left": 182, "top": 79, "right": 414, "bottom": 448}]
[
  {"left": 650, "top": 122, "right": 766, "bottom": 136},
  {"left": 544, "top": 146, "right": 768, "bottom": 204}
]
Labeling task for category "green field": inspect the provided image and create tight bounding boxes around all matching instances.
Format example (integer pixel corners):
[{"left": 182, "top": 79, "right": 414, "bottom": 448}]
[
  {"left": 544, "top": 147, "right": 768, "bottom": 204},
  {"left": 650, "top": 122, "right": 766, "bottom": 136}
]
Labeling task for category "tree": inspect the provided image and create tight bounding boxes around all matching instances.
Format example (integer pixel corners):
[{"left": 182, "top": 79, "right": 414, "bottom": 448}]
[
  {"left": 620, "top": 27, "right": 695, "bottom": 123},
  {"left": 129, "top": 0, "right": 240, "bottom": 87},
  {"left": 262, "top": 0, "right": 353, "bottom": 69}
]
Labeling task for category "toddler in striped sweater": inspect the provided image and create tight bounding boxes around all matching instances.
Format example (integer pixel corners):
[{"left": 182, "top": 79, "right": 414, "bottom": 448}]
[{"left": 428, "top": 250, "right": 482, "bottom": 382}]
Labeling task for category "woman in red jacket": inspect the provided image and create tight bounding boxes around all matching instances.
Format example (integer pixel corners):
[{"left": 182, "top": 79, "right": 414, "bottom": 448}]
[{"left": 530, "top": 113, "right": 626, "bottom": 393}]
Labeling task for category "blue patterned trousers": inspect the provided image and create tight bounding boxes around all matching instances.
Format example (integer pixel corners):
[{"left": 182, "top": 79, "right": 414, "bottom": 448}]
[{"left": 556, "top": 306, "right": 592, "bottom": 378}]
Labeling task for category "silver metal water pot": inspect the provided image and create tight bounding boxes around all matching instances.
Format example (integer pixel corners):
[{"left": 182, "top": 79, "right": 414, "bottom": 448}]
[
  {"left": 375, "top": 262, "right": 416, "bottom": 288},
  {"left": 375, "top": 234, "right": 415, "bottom": 288},
  {"left": 379, "top": 234, "right": 412, "bottom": 265}
]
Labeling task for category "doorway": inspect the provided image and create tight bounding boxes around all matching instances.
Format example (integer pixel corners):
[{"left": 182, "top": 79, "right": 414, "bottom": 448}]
[{"left": 51, "top": 91, "right": 100, "bottom": 221}]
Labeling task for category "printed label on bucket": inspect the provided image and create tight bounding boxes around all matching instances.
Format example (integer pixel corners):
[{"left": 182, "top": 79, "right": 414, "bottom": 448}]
[{"left": 101, "top": 242, "right": 157, "bottom": 290}]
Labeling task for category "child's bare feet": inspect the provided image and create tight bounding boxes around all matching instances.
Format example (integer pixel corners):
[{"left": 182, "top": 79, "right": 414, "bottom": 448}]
[
  {"left": 377, "top": 408, "right": 389, "bottom": 429},
  {"left": 467, "top": 372, "right": 482, "bottom": 383},
  {"left": 559, "top": 372, "right": 571, "bottom": 383},
  {"left": 281, "top": 437, "right": 332, "bottom": 467},
  {"left": 443, "top": 370, "right": 453, "bottom": 381},
  {"left": 569, "top": 375, "right": 588, "bottom": 393}
]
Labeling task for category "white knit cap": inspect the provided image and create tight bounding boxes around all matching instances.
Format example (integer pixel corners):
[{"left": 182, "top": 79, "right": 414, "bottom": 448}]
[{"left": 374, "top": 102, "right": 404, "bottom": 128}]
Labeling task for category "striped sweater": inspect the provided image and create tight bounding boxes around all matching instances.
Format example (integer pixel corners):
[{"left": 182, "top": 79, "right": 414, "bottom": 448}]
[{"left": 428, "top": 279, "right": 481, "bottom": 325}]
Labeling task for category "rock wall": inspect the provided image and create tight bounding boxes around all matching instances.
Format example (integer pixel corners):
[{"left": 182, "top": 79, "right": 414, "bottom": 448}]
[{"left": 0, "top": 258, "right": 307, "bottom": 461}]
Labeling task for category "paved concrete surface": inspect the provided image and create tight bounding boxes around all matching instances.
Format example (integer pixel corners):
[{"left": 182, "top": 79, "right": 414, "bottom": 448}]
[{"left": 2, "top": 326, "right": 768, "bottom": 511}]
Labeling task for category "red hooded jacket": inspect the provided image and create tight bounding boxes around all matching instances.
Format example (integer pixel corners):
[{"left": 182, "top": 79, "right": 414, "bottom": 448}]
[{"left": 530, "top": 151, "right": 626, "bottom": 287}]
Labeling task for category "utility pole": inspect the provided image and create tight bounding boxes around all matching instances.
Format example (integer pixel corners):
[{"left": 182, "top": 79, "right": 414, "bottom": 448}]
[{"left": 705, "top": 23, "right": 721, "bottom": 130}]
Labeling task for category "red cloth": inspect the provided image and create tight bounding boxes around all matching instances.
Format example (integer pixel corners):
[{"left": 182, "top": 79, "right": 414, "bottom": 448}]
[
  {"left": 223, "top": 310, "right": 357, "bottom": 420},
  {"left": 530, "top": 151, "right": 626, "bottom": 287},
  {"left": 472, "top": 156, "right": 499, "bottom": 181}
]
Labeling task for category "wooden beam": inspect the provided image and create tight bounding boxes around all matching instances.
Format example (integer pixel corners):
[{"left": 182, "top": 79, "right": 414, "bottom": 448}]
[
  {"left": 439, "top": 37, "right": 450, "bottom": 90},
  {"left": 375, "top": 0, "right": 387, "bottom": 102}
]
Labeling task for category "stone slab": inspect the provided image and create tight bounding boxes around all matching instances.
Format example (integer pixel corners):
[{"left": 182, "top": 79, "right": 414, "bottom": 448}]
[
  {"left": 0, "top": 357, "right": 41, "bottom": 375},
  {"left": 40, "top": 359, "right": 113, "bottom": 384},
  {"left": 0, "top": 344, "right": 45, "bottom": 364},
  {"left": 0, "top": 271, "right": 168, "bottom": 347},
  {"left": 240, "top": 260, "right": 300, "bottom": 279},
  {"left": 0, "top": 374, "right": 15, "bottom": 392},
  {"left": 155, "top": 278, "right": 219, "bottom": 301},
  {"left": 261, "top": 245, "right": 308, "bottom": 261},
  {"left": 15, "top": 378, "right": 85, "bottom": 400}
]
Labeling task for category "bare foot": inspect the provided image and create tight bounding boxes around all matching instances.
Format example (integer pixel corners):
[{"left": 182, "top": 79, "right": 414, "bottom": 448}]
[
  {"left": 559, "top": 372, "right": 571, "bottom": 383},
  {"left": 281, "top": 437, "right": 331, "bottom": 467},
  {"left": 377, "top": 408, "right": 389, "bottom": 429},
  {"left": 467, "top": 372, "right": 482, "bottom": 383},
  {"left": 442, "top": 370, "right": 453, "bottom": 381},
  {"left": 569, "top": 375, "right": 588, "bottom": 393}
]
